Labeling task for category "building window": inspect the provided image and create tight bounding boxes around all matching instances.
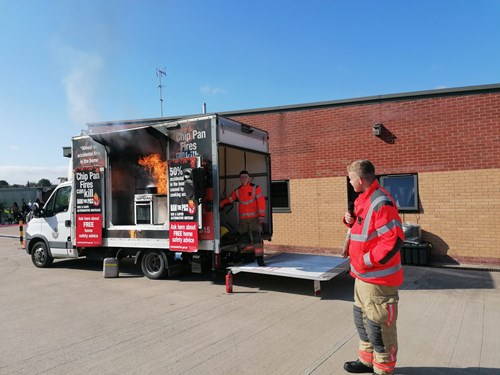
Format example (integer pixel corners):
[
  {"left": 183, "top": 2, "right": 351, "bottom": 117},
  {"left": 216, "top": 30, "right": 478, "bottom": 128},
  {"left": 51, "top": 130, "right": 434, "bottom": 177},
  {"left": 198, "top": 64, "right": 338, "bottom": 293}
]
[
  {"left": 379, "top": 174, "right": 419, "bottom": 212},
  {"left": 271, "top": 180, "right": 290, "bottom": 213},
  {"left": 346, "top": 173, "right": 419, "bottom": 213}
]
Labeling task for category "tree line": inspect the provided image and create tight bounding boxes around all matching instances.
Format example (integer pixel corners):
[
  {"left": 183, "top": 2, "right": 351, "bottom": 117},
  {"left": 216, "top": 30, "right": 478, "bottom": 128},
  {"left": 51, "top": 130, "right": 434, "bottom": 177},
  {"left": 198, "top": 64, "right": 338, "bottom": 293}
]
[{"left": 0, "top": 179, "right": 53, "bottom": 188}]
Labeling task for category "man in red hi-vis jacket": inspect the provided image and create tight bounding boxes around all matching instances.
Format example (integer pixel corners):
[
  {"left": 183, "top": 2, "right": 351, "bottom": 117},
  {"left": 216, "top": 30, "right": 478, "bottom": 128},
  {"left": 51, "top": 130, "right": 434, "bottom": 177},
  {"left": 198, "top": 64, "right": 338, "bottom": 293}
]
[
  {"left": 220, "top": 170, "right": 266, "bottom": 266},
  {"left": 342, "top": 160, "right": 404, "bottom": 375}
]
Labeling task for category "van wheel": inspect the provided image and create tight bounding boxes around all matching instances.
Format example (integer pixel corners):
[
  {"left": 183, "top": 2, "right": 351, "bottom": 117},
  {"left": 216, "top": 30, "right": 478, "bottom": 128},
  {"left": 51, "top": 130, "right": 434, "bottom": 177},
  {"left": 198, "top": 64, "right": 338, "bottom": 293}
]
[
  {"left": 141, "top": 251, "right": 167, "bottom": 279},
  {"left": 31, "top": 242, "right": 54, "bottom": 268}
]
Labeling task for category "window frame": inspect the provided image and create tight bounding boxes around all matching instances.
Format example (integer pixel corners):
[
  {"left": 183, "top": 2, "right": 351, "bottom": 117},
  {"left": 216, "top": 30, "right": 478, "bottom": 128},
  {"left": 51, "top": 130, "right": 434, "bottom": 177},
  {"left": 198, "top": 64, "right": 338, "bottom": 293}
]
[
  {"left": 346, "top": 173, "right": 420, "bottom": 213},
  {"left": 379, "top": 173, "right": 419, "bottom": 213},
  {"left": 45, "top": 186, "right": 71, "bottom": 216},
  {"left": 271, "top": 179, "right": 291, "bottom": 213}
]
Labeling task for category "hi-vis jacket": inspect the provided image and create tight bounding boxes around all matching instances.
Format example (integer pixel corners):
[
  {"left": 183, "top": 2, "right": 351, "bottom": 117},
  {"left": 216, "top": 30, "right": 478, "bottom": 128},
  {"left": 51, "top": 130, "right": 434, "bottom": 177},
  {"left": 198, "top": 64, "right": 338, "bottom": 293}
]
[
  {"left": 222, "top": 183, "right": 266, "bottom": 220},
  {"left": 344, "top": 180, "right": 404, "bottom": 287}
]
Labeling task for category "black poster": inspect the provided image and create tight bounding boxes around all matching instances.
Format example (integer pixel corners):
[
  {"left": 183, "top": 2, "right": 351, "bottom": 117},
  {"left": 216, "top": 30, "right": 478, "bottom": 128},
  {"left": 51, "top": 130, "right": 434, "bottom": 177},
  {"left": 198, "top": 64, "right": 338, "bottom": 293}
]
[
  {"left": 168, "top": 157, "right": 199, "bottom": 223},
  {"left": 72, "top": 137, "right": 106, "bottom": 215},
  {"left": 167, "top": 119, "right": 212, "bottom": 161},
  {"left": 74, "top": 167, "right": 103, "bottom": 214},
  {"left": 72, "top": 137, "right": 106, "bottom": 246}
]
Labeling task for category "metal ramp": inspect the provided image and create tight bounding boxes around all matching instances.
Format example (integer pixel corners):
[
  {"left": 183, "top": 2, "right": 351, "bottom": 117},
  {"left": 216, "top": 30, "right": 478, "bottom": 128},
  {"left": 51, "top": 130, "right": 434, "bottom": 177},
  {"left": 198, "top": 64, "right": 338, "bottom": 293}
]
[{"left": 229, "top": 253, "right": 350, "bottom": 296}]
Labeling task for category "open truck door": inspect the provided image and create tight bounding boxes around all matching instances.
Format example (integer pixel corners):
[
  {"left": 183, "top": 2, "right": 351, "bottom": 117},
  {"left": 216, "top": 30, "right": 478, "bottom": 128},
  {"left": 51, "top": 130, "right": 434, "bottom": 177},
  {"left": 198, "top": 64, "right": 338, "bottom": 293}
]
[{"left": 217, "top": 117, "right": 273, "bottom": 265}]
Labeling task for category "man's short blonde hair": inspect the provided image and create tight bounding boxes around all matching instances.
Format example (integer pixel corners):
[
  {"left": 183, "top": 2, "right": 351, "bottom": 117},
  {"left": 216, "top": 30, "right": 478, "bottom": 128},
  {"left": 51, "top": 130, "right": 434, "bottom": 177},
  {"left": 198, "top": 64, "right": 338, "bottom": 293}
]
[{"left": 347, "top": 160, "right": 376, "bottom": 183}]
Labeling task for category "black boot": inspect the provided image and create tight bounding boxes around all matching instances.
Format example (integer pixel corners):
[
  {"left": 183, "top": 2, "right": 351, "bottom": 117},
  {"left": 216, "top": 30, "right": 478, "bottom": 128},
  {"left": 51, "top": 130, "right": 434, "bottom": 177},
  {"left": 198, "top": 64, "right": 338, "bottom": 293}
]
[
  {"left": 343, "top": 359, "right": 373, "bottom": 373},
  {"left": 256, "top": 256, "right": 265, "bottom": 267}
]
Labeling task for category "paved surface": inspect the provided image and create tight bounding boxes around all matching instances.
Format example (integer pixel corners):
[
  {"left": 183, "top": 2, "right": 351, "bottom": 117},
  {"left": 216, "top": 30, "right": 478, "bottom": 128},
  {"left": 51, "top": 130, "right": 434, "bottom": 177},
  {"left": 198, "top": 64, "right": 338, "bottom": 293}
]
[{"left": 1, "top": 225, "right": 499, "bottom": 375}]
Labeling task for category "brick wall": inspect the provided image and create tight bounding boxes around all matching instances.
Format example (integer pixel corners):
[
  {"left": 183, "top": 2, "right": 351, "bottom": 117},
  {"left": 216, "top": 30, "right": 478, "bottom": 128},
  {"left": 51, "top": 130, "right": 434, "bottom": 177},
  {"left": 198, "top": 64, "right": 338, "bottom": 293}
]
[
  {"left": 266, "top": 170, "right": 500, "bottom": 267},
  {"left": 229, "top": 90, "right": 500, "bottom": 266},
  {"left": 404, "top": 169, "right": 500, "bottom": 266},
  {"left": 232, "top": 92, "right": 500, "bottom": 178}
]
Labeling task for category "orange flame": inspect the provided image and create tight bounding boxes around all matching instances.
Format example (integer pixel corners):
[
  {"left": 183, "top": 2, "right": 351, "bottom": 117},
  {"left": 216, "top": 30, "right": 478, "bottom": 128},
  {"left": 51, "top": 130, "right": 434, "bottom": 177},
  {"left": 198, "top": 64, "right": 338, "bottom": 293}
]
[{"left": 138, "top": 153, "right": 167, "bottom": 194}]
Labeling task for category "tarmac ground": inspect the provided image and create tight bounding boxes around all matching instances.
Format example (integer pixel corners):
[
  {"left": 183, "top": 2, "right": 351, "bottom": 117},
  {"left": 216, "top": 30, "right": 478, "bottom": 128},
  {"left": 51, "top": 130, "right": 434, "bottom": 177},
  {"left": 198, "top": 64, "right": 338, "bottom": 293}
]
[{"left": 0, "top": 224, "right": 499, "bottom": 374}]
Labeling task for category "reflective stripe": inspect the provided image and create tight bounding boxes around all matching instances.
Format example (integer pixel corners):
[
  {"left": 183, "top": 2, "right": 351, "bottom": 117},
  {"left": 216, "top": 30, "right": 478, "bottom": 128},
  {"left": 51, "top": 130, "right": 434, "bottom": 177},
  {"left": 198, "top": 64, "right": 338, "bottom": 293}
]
[
  {"left": 389, "top": 345, "right": 398, "bottom": 363},
  {"left": 386, "top": 303, "right": 396, "bottom": 327},
  {"left": 358, "top": 350, "right": 373, "bottom": 364},
  {"left": 363, "top": 252, "right": 372, "bottom": 267},
  {"left": 367, "top": 219, "right": 403, "bottom": 241},
  {"left": 378, "top": 219, "right": 402, "bottom": 235},
  {"left": 239, "top": 200, "right": 255, "bottom": 205},
  {"left": 350, "top": 263, "right": 402, "bottom": 279},
  {"left": 374, "top": 361, "right": 396, "bottom": 373},
  {"left": 350, "top": 194, "right": 393, "bottom": 242},
  {"left": 234, "top": 184, "right": 265, "bottom": 220}
]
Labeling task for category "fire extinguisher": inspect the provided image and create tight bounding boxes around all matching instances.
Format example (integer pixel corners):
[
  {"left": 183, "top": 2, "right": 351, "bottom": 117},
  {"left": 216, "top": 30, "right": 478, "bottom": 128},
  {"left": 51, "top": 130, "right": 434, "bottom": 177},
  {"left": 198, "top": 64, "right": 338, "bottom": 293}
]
[{"left": 225, "top": 271, "right": 233, "bottom": 293}]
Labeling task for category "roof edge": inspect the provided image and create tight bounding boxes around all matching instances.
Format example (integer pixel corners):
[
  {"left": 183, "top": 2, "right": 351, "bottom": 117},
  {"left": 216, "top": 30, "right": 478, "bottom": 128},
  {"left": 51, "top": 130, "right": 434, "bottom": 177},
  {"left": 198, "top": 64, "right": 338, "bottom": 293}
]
[
  {"left": 220, "top": 83, "right": 500, "bottom": 116},
  {"left": 88, "top": 83, "right": 500, "bottom": 126}
]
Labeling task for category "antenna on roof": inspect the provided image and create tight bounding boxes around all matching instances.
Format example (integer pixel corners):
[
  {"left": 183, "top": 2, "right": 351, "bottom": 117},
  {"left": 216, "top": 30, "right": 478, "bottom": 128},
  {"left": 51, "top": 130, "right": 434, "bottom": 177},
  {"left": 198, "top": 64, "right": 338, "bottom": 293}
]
[{"left": 156, "top": 67, "right": 166, "bottom": 117}]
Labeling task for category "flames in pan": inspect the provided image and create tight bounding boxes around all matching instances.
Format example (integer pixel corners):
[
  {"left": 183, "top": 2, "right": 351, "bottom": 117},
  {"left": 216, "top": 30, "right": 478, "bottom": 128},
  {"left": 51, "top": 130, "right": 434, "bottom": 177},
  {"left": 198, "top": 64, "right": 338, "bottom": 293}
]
[{"left": 138, "top": 153, "right": 167, "bottom": 194}]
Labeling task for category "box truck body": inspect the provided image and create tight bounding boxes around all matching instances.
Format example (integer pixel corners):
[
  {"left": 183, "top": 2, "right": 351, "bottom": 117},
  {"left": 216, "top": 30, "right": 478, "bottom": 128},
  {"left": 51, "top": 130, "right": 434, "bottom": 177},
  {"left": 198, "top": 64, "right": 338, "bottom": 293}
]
[{"left": 25, "top": 115, "right": 272, "bottom": 278}]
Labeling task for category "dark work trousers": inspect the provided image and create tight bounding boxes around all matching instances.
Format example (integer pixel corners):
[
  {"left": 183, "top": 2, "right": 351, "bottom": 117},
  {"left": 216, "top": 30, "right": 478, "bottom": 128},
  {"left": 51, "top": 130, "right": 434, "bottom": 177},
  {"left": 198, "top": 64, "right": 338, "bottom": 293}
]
[{"left": 238, "top": 218, "right": 263, "bottom": 257}]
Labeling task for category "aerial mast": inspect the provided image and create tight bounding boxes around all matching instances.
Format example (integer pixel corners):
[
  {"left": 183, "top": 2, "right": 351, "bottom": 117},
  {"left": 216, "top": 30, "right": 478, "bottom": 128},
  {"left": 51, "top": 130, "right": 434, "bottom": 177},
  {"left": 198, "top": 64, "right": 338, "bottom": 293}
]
[{"left": 156, "top": 68, "right": 166, "bottom": 117}]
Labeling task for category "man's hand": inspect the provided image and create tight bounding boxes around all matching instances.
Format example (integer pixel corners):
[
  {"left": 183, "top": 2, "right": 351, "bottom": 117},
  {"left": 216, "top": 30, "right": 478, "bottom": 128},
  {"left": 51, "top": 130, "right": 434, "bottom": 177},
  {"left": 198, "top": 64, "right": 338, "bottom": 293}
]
[
  {"left": 259, "top": 217, "right": 265, "bottom": 225},
  {"left": 344, "top": 211, "right": 354, "bottom": 225},
  {"left": 341, "top": 229, "right": 351, "bottom": 258}
]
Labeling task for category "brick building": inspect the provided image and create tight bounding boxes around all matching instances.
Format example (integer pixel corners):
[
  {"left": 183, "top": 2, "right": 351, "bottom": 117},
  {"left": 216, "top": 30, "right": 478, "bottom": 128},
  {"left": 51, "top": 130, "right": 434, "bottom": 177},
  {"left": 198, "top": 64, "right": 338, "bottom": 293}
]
[
  {"left": 90, "top": 83, "right": 500, "bottom": 267},
  {"left": 223, "top": 83, "right": 500, "bottom": 267}
]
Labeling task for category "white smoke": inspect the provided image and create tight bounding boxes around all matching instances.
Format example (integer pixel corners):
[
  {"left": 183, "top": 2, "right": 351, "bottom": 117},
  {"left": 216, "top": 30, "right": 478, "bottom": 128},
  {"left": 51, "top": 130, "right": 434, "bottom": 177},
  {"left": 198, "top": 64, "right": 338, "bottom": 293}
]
[
  {"left": 201, "top": 85, "right": 226, "bottom": 95},
  {"left": 53, "top": 42, "right": 103, "bottom": 126},
  {"left": 64, "top": 50, "right": 102, "bottom": 125}
]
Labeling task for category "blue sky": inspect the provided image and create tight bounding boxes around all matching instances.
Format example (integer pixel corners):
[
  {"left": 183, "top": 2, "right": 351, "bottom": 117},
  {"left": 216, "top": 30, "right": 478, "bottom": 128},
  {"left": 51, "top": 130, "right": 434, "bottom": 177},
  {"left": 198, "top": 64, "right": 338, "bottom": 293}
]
[{"left": 1, "top": 0, "right": 499, "bottom": 185}]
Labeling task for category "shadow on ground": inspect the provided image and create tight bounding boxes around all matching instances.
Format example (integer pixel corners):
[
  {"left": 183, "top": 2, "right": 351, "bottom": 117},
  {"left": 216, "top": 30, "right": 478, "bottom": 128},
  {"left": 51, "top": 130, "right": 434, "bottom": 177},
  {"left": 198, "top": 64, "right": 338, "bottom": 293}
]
[
  {"left": 230, "top": 271, "right": 354, "bottom": 301},
  {"left": 396, "top": 366, "right": 499, "bottom": 374},
  {"left": 47, "top": 258, "right": 496, "bottom": 298},
  {"left": 51, "top": 257, "right": 144, "bottom": 278},
  {"left": 48, "top": 257, "right": 355, "bottom": 299},
  {"left": 402, "top": 265, "right": 496, "bottom": 290}
]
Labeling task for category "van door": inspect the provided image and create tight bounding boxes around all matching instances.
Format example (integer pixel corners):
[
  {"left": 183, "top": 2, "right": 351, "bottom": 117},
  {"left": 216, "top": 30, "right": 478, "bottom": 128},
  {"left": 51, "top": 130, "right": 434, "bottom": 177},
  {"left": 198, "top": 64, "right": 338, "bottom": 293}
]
[{"left": 42, "top": 185, "right": 74, "bottom": 257}]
